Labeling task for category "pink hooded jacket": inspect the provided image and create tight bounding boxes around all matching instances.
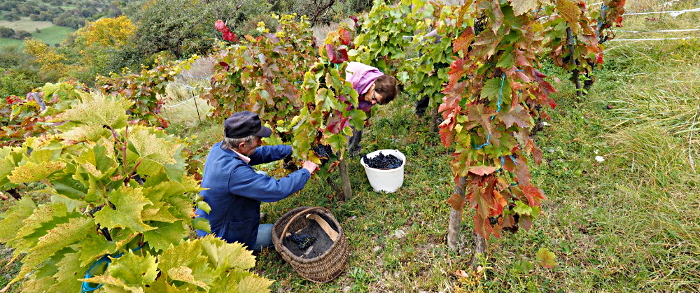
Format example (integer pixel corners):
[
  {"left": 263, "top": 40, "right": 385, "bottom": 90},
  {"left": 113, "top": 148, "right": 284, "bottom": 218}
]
[{"left": 345, "top": 62, "right": 384, "bottom": 95}]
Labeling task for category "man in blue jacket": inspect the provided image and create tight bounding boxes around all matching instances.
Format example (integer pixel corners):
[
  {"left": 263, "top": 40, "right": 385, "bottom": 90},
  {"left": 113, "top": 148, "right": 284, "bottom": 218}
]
[{"left": 195, "top": 111, "right": 318, "bottom": 251}]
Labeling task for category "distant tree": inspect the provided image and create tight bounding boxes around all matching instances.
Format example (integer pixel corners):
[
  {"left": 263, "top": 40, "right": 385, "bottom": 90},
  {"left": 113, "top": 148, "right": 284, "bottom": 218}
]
[
  {"left": 23, "top": 38, "right": 71, "bottom": 82},
  {"left": 129, "top": 0, "right": 270, "bottom": 61},
  {"left": 0, "top": 26, "right": 14, "bottom": 38},
  {"left": 53, "top": 12, "right": 85, "bottom": 29},
  {"left": 268, "top": 0, "right": 364, "bottom": 25},
  {"left": 14, "top": 30, "right": 32, "bottom": 40},
  {"left": 0, "top": 69, "right": 39, "bottom": 97},
  {"left": 67, "top": 16, "right": 136, "bottom": 80},
  {"left": 4, "top": 13, "right": 18, "bottom": 21},
  {"left": 76, "top": 15, "right": 135, "bottom": 48},
  {"left": 0, "top": 45, "right": 27, "bottom": 68},
  {"left": 0, "top": 46, "right": 42, "bottom": 96}
]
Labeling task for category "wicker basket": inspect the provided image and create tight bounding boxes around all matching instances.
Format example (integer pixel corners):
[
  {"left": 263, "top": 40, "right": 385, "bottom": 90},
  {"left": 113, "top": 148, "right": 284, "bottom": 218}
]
[{"left": 272, "top": 206, "right": 349, "bottom": 283}]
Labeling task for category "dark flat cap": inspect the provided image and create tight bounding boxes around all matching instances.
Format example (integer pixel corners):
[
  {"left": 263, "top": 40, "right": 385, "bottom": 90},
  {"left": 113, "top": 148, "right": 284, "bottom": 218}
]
[{"left": 224, "top": 111, "right": 272, "bottom": 138}]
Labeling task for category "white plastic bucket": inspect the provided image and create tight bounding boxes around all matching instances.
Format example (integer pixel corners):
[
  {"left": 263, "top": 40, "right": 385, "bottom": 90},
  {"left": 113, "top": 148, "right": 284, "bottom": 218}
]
[{"left": 360, "top": 149, "right": 406, "bottom": 193}]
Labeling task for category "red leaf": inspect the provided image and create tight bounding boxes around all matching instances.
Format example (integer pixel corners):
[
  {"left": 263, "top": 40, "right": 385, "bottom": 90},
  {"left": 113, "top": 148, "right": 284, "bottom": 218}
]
[
  {"left": 447, "top": 59, "right": 468, "bottom": 89},
  {"left": 214, "top": 20, "right": 226, "bottom": 32},
  {"left": 447, "top": 193, "right": 466, "bottom": 211},
  {"left": 596, "top": 52, "right": 604, "bottom": 64},
  {"left": 468, "top": 165, "right": 498, "bottom": 176},
  {"left": 223, "top": 31, "right": 238, "bottom": 42},
  {"left": 218, "top": 62, "right": 230, "bottom": 71},
  {"left": 336, "top": 47, "right": 349, "bottom": 63},
  {"left": 325, "top": 114, "right": 348, "bottom": 134},
  {"left": 325, "top": 44, "right": 337, "bottom": 63},
  {"left": 522, "top": 184, "right": 546, "bottom": 206},
  {"left": 339, "top": 28, "right": 352, "bottom": 46},
  {"left": 498, "top": 104, "right": 531, "bottom": 128},
  {"left": 453, "top": 27, "right": 474, "bottom": 54}
]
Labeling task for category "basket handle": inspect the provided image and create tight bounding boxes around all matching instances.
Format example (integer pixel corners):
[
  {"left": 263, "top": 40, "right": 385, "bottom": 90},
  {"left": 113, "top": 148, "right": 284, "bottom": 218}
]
[
  {"left": 306, "top": 213, "right": 339, "bottom": 241},
  {"left": 280, "top": 207, "right": 322, "bottom": 240}
]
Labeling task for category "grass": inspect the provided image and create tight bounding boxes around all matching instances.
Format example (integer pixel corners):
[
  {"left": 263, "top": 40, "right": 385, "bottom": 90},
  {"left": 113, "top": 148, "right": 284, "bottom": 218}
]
[
  {"left": 0, "top": 18, "right": 76, "bottom": 48},
  {"left": 32, "top": 25, "right": 75, "bottom": 47},
  {"left": 2, "top": 1, "right": 699, "bottom": 292},
  {"left": 0, "top": 38, "right": 23, "bottom": 47}
]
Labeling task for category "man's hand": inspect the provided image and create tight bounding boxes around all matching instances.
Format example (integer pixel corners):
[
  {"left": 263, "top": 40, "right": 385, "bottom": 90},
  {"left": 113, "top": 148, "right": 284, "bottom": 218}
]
[{"left": 301, "top": 160, "right": 319, "bottom": 174}]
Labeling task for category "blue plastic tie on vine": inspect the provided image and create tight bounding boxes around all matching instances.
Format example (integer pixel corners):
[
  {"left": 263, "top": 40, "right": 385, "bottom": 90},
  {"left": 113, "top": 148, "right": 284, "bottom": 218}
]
[
  {"left": 81, "top": 245, "right": 144, "bottom": 292},
  {"left": 598, "top": 4, "right": 609, "bottom": 31},
  {"left": 473, "top": 133, "right": 491, "bottom": 150},
  {"left": 496, "top": 156, "right": 506, "bottom": 172},
  {"left": 496, "top": 73, "right": 505, "bottom": 113}
]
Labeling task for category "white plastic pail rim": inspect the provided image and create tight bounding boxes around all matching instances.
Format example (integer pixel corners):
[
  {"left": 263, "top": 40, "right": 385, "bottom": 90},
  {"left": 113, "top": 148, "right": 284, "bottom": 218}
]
[{"left": 360, "top": 149, "right": 406, "bottom": 171}]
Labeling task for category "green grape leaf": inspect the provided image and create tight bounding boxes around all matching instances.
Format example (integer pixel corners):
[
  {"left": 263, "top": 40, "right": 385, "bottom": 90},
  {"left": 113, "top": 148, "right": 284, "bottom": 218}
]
[
  {"left": 79, "top": 274, "right": 133, "bottom": 291},
  {"left": 143, "top": 221, "right": 188, "bottom": 252},
  {"left": 192, "top": 217, "right": 211, "bottom": 233},
  {"left": 167, "top": 266, "right": 210, "bottom": 290},
  {"left": 0, "top": 146, "right": 25, "bottom": 188},
  {"left": 199, "top": 235, "right": 256, "bottom": 272},
  {"left": 50, "top": 251, "right": 85, "bottom": 293},
  {"left": 77, "top": 232, "right": 117, "bottom": 267},
  {"left": 142, "top": 202, "right": 179, "bottom": 223},
  {"left": 536, "top": 247, "right": 556, "bottom": 268},
  {"left": 128, "top": 127, "right": 179, "bottom": 165},
  {"left": 8, "top": 160, "right": 66, "bottom": 184},
  {"left": 220, "top": 273, "right": 273, "bottom": 293},
  {"left": 14, "top": 216, "right": 93, "bottom": 285},
  {"left": 52, "top": 92, "right": 131, "bottom": 128},
  {"left": 11, "top": 203, "right": 69, "bottom": 253},
  {"left": 197, "top": 200, "right": 211, "bottom": 214},
  {"left": 94, "top": 186, "right": 154, "bottom": 232},
  {"left": 0, "top": 196, "right": 36, "bottom": 242},
  {"left": 107, "top": 251, "right": 158, "bottom": 286},
  {"left": 480, "top": 78, "right": 502, "bottom": 101},
  {"left": 513, "top": 200, "right": 532, "bottom": 215},
  {"left": 52, "top": 175, "right": 88, "bottom": 200},
  {"left": 21, "top": 274, "right": 56, "bottom": 293},
  {"left": 58, "top": 124, "right": 111, "bottom": 142},
  {"left": 496, "top": 47, "right": 515, "bottom": 68}
]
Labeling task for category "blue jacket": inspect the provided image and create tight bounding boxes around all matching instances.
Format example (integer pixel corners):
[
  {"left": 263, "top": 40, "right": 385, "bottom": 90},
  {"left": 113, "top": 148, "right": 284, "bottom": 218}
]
[{"left": 195, "top": 142, "right": 311, "bottom": 248}]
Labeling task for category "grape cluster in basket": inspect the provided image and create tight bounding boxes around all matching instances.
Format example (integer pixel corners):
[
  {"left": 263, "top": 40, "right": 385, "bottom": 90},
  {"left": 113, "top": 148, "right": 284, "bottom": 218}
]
[
  {"left": 361, "top": 152, "right": 402, "bottom": 169},
  {"left": 286, "top": 232, "right": 316, "bottom": 249}
]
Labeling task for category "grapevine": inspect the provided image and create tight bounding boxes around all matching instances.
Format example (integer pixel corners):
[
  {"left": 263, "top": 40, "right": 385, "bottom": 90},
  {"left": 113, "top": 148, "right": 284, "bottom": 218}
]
[
  {"left": 441, "top": 0, "right": 555, "bottom": 246},
  {"left": 0, "top": 92, "right": 270, "bottom": 292},
  {"left": 203, "top": 14, "right": 317, "bottom": 144}
]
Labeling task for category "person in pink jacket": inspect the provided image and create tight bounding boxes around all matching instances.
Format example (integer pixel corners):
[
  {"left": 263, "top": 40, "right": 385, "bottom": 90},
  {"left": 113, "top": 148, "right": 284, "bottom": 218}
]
[{"left": 344, "top": 62, "right": 399, "bottom": 154}]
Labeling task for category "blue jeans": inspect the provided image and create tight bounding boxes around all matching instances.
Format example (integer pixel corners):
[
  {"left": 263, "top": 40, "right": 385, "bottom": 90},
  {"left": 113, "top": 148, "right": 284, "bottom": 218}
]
[{"left": 253, "top": 223, "right": 273, "bottom": 251}]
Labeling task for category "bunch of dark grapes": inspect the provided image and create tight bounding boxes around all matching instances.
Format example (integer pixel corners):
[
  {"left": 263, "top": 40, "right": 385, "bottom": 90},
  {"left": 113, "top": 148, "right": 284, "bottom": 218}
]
[
  {"left": 474, "top": 14, "right": 487, "bottom": 35},
  {"left": 286, "top": 232, "right": 316, "bottom": 249},
  {"left": 361, "top": 152, "right": 403, "bottom": 169},
  {"left": 312, "top": 144, "right": 333, "bottom": 165}
]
